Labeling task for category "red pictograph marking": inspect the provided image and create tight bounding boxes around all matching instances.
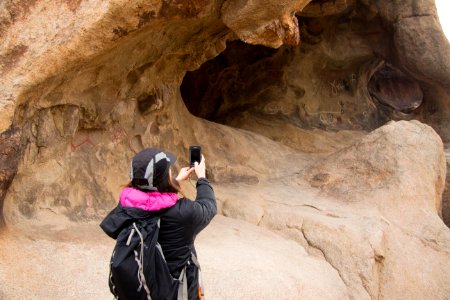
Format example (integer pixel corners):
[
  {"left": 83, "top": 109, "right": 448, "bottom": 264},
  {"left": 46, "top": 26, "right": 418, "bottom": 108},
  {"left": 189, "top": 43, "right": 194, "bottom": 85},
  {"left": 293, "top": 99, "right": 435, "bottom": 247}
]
[
  {"left": 71, "top": 133, "right": 95, "bottom": 151},
  {"left": 111, "top": 127, "right": 127, "bottom": 144}
]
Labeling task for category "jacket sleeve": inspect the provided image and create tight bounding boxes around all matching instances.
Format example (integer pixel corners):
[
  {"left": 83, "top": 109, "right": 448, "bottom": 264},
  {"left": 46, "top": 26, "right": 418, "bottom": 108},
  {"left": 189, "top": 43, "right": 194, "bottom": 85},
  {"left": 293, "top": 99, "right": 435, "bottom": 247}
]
[{"left": 189, "top": 178, "right": 217, "bottom": 233}]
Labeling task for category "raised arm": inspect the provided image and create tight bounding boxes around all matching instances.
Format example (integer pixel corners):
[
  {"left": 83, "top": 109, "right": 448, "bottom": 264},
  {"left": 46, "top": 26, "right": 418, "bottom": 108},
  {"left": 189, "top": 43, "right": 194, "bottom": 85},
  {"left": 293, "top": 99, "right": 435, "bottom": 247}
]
[{"left": 191, "top": 155, "right": 217, "bottom": 231}]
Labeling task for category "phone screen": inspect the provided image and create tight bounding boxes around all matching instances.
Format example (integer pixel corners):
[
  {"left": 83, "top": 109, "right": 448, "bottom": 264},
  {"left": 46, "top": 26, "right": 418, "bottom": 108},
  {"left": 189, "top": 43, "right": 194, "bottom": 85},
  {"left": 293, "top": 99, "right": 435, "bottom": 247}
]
[{"left": 189, "top": 146, "right": 201, "bottom": 167}]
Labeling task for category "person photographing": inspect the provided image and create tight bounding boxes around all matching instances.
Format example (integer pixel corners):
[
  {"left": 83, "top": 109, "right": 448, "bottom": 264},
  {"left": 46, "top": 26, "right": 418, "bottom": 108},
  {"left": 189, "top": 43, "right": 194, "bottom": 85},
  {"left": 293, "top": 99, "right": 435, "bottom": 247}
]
[{"left": 101, "top": 148, "right": 216, "bottom": 300}]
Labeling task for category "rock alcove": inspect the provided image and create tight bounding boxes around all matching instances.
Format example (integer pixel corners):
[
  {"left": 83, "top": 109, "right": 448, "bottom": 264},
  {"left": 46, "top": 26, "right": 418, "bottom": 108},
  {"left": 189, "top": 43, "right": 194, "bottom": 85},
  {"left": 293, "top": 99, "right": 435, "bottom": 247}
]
[
  {"left": 1, "top": 0, "right": 450, "bottom": 299},
  {"left": 181, "top": 39, "right": 426, "bottom": 133},
  {"left": 1, "top": 0, "right": 449, "bottom": 227}
]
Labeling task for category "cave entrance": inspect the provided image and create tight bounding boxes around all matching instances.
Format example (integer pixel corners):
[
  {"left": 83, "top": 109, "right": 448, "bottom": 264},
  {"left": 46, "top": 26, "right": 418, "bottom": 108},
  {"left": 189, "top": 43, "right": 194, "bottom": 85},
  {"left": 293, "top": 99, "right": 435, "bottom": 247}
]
[{"left": 180, "top": 40, "right": 281, "bottom": 125}]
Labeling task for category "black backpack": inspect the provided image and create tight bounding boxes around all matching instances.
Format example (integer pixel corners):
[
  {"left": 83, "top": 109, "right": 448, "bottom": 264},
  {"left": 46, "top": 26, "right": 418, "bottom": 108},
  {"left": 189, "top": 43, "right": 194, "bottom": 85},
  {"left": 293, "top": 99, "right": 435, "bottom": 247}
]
[
  {"left": 101, "top": 204, "right": 181, "bottom": 300},
  {"left": 109, "top": 217, "right": 180, "bottom": 300}
]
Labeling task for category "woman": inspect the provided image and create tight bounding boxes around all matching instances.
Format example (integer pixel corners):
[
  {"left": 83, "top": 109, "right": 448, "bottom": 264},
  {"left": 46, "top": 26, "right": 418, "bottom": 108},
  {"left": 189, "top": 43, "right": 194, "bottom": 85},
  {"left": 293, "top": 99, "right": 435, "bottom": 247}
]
[{"left": 101, "top": 147, "right": 216, "bottom": 300}]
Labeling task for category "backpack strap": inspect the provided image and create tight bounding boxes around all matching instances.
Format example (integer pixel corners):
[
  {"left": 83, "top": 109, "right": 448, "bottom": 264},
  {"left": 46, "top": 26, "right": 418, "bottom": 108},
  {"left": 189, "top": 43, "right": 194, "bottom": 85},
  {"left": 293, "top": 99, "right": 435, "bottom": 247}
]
[
  {"left": 177, "top": 252, "right": 205, "bottom": 300},
  {"left": 132, "top": 222, "right": 152, "bottom": 300},
  {"left": 191, "top": 252, "right": 206, "bottom": 300},
  {"left": 177, "top": 266, "right": 188, "bottom": 300}
]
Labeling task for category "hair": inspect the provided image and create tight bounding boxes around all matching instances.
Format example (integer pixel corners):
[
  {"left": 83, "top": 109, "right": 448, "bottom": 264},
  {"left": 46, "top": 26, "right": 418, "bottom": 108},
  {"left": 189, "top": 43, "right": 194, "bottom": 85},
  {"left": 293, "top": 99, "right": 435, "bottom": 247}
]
[{"left": 167, "top": 177, "right": 185, "bottom": 197}]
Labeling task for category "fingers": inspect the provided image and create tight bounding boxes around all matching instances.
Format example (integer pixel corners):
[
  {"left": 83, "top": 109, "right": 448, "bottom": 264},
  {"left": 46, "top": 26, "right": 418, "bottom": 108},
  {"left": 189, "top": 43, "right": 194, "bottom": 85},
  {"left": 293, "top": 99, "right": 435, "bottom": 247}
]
[
  {"left": 193, "top": 155, "right": 206, "bottom": 179},
  {"left": 176, "top": 167, "right": 195, "bottom": 181},
  {"left": 193, "top": 155, "right": 205, "bottom": 167}
]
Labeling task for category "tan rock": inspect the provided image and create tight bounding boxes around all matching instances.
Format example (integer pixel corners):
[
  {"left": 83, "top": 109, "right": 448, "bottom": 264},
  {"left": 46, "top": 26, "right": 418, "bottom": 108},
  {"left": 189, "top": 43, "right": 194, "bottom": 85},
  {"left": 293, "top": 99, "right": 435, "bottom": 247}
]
[
  {"left": 443, "top": 148, "right": 450, "bottom": 225},
  {"left": 306, "top": 120, "right": 446, "bottom": 220},
  {"left": 221, "top": 0, "right": 310, "bottom": 48},
  {"left": 299, "top": 0, "right": 356, "bottom": 17},
  {"left": 220, "top": 120, "right": 450, "bottom": 299},
  {"left": 0, "top": 215, "right": 350, "bottom": 299},
  {"left": 199, "top": 216, "right": 349, "bottom": 299},
  {"left": 0, "top": 0, "right": 450, "bottom": 299}
]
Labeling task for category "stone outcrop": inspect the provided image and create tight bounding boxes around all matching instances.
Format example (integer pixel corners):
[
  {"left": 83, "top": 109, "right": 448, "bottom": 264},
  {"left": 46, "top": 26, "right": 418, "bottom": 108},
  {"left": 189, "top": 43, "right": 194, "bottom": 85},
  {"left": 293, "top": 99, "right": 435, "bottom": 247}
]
[
  {"left": 221, "top": 121, "right": 450, "bottom": 299},
  {"left": 444, "top": 147, "right": 450, "bottom": 225},
  {"left": 0, "top": 0, "right": 450, "bottom": 298},
  {"left": 221, "top": 0, "right": 309, "bottom": 48},
  {"left": 0, "top": 127, "right": 22, "bottom": 227},
  {"left": 307, "top": 121, "right": 446, "bottom": 217}
]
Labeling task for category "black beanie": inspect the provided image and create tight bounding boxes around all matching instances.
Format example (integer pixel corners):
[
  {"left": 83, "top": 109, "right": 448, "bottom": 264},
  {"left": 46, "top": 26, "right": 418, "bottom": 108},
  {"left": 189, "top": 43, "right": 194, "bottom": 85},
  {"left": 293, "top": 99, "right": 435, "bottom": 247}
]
[{"left": 130, "top": 148, "right": 177, "bottom": 191}]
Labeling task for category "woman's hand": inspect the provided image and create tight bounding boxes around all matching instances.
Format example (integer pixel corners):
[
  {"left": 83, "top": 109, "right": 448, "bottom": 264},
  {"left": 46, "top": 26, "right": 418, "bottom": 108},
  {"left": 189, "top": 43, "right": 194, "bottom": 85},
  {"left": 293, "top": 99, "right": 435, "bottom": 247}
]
[
  {"left": 175, "top": 167, "right": 195, "bottom": 182},
  {"left": 194, "top": 155, "right": 206, "bottom": 179}
]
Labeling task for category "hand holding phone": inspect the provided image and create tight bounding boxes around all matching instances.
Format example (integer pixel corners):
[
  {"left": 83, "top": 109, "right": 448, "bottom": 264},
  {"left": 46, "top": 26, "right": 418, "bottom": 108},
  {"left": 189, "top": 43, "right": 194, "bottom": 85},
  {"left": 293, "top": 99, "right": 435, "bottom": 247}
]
[
  {"left": 189, "top": 146, "right": 201, "bottom": 167},
  {"left": 194, "top": 155, "right": 206, "bottom": 179}
]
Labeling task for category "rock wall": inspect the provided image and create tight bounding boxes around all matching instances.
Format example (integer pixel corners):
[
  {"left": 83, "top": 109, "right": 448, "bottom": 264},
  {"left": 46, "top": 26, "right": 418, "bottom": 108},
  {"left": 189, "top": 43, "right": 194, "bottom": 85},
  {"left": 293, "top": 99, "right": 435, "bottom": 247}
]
[
  {"left": 1, "top": 0, "right": 450, "bottom": 222},
  {"left": 1, "top": 0, "right": 450, "bottom": 298}
]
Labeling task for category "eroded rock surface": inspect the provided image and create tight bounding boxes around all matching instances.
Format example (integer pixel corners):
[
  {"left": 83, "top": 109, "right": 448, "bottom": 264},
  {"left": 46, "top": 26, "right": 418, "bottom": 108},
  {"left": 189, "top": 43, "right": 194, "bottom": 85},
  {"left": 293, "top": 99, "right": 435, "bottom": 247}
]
[
  {"left": 0, "top": 0, "right": 450, "bottom": 299},
  {"left": 0, "top": 127, "right": 23, "bottom": 227},
  {"left": 368, "top": 63, "right": 423, "bottom": 113},
  {"left": 306, "top": 121, "right": 446, "bottom": 217},
  {"left": 221, "top": 121, "right": 450, "bottom": 299}
]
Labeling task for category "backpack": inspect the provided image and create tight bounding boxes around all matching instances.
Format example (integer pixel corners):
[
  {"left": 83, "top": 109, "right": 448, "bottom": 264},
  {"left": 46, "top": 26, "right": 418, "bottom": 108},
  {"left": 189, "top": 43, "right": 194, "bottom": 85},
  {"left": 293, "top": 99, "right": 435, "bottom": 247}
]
[{"left": 108, "top": 217, "right": 180, "bottom": 300}]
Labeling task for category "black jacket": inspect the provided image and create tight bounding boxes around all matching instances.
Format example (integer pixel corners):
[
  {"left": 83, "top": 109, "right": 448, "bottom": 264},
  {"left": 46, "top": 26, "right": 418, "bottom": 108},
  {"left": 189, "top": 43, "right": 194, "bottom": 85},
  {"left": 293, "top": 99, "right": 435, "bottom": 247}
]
[
  {"left": 160, "top": 178, "right": 216, "bottom": 299},
  {"left": 101, "top": 178, "right": 216, "bottom": 299},
  {"left": 159, "top": 178, "right": 216, "bottom": 270}
]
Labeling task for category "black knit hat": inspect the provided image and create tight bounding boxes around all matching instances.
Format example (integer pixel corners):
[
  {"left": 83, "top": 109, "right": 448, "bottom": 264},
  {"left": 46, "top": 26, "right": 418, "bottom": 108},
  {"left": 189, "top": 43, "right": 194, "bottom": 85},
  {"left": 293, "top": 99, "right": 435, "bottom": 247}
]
[{"left": 130, "top": 148, "right": 177, "bottom": 191}]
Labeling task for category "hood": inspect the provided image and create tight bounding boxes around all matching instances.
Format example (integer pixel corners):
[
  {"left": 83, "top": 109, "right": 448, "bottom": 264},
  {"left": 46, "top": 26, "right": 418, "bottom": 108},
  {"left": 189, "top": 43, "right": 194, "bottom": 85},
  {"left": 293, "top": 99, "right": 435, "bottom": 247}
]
[
  {"left": 120, "top": 187, "right": 179, "bottom": 212},
  {"left": 100, "top": 188, "right": 179, "bottom": 239}
]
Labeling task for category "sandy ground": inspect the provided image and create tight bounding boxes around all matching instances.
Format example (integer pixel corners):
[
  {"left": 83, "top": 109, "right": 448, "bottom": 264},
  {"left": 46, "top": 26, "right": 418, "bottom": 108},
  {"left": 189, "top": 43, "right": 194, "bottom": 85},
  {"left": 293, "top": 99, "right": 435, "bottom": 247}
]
[
  {"left": 0, "top": 224, "right": 113, "bottom": 299},
  {"left": 0, "top": 214, "right": 348, "bottom": 300}
]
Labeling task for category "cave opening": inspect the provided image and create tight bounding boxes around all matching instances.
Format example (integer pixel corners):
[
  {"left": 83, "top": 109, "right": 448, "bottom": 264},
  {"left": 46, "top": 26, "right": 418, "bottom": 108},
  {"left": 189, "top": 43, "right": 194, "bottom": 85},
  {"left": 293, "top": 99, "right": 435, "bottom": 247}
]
[
  {"left": 180, "top": 40, "right": 280, "bottom": 125},
  {"left": 180, "top": 9, "right": 394, "bottom": 133}
]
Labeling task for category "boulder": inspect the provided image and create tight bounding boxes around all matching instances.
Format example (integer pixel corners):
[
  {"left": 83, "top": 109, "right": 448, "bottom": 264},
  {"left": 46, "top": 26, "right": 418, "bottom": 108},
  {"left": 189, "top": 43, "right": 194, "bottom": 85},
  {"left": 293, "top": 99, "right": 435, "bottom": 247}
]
[
  {"left": 306, "top": 120, "right": 446, "bottom": 220},
  {"left": 222, "top": 121, "right": 450, "bottom": 299}
]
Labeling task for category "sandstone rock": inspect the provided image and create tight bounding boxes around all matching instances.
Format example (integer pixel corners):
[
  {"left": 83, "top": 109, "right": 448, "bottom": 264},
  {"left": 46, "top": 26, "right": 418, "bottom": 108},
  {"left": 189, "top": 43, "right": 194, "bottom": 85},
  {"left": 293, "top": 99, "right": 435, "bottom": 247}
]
[
  {"left": 0, "top": 128, "right": 23, "bottom": 227},
  {"left": 369, "top": 0, "right": 450, "bottom": 87},
  {"left": 306, "top": 121, "right": 446, "bottom": 220},
  {"left": 220, "top": 121, "right": 450, "bottom": 299},
  {"left": 221, "top": 0, "right": 309, "bottom": 48},
  {"left": 0, "top": 0, "right": 224, "bottom": 133},
  {"left": 0, "top": 0, "right": 450, "bottom": 299},
  {"left": 226, "top": 112, "right": 366, "bottom": 153},
  {"left": 0, "top": 216, "right": 350, "bottom": 299},
  {"left": 299, "top": 0, "right": 356, "bottom": 17},
  {"left": 369, "top": 0, "right": 450, "bottom": 141},
  {"left": 199, "top": 216, "right": 349, "bottom": 299},
  {"left": 182, "top": 8, "right": 450, "bottom": 140},
  {"left": 443, "top": 147, "right": 450, "bottom": 225}
]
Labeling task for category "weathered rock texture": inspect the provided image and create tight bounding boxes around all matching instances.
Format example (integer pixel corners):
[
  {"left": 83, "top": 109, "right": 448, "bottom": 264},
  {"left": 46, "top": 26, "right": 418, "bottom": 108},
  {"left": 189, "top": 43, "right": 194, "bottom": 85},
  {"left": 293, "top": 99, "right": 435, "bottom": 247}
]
[
  {"left": 220, "top": 121, "right": 449, "bottom": 299},
  {"left": 307, "top": 121, "right": 446, "bottom": 216},
  {"left": 444, "top": 146, "right": 450, "bottom": 226},
  {"left": 0, "top": 0, "right": 450, "bottom": 299}
]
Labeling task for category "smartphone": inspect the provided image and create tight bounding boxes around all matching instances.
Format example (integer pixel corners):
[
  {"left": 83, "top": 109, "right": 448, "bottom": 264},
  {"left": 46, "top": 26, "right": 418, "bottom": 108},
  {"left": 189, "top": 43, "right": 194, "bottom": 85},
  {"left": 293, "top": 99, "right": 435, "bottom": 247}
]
[{"left": 189, "top": 145, "right": 201, "bottom": 167}]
